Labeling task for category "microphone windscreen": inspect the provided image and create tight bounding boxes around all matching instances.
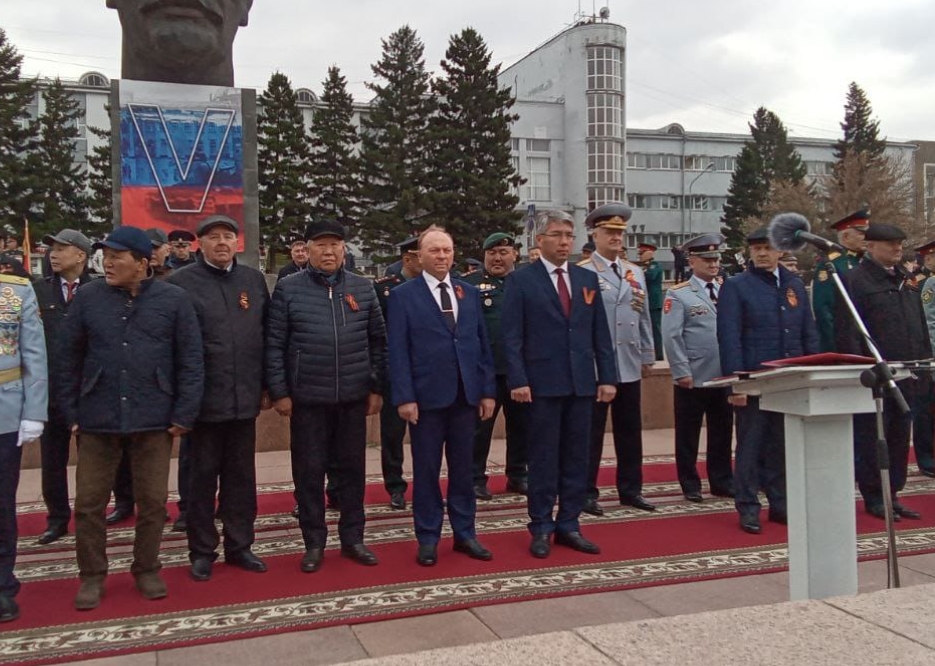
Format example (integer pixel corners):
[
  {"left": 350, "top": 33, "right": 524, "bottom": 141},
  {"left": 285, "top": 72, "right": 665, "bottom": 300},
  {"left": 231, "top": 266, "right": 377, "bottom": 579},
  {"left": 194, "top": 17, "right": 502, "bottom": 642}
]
[{"left": 768, "top": 213, "right": 810, "bottom": 251}]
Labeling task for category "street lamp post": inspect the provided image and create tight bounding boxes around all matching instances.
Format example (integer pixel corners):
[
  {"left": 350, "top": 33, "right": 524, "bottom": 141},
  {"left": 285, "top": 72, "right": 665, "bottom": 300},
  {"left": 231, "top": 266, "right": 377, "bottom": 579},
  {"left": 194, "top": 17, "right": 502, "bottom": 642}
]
[{"left": 687, "top": 162, "right": 717, "bottom": 237}]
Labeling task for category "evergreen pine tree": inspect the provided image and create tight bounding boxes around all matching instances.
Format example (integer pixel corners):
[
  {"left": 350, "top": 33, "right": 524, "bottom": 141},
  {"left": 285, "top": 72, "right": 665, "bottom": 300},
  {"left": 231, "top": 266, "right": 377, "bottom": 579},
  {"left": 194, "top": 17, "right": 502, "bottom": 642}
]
[
  {"left": 426, "top": 27, "right": 522, "bottom": 257},
  {"left": 358, "top": 25, "right": 436, "bottom": 256},
  {"left": 30, "top": 78, "right": 88, "bottom": 237},
  {"left": 86, "top": 119, "right": 113, "bottom": 232},
  {"left": 308, "top": 66, "right": 362, "bottom": 236},
  {"left": 0, "top": 28, "right": 39, "bottom": 227},
  {"left": 257, "top": 72, "right": 312, "bottom": 254},
  {"left": 833, "top": 82, "right": 886, "bottom": 163}
]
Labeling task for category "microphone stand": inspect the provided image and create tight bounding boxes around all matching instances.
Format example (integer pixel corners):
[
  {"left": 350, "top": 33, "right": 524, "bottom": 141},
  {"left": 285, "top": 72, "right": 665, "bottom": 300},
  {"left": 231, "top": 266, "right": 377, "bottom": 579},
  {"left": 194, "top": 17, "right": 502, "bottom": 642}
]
[{"left": 817, "top": 249, "right": 908, "bottom": 589}]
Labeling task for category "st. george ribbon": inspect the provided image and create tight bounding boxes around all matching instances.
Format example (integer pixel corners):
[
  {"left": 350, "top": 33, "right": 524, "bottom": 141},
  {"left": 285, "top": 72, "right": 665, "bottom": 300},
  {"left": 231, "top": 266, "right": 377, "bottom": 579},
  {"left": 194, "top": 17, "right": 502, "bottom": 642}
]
[{"left": 767, "top": 213, "right": 846, "bottom": 254}]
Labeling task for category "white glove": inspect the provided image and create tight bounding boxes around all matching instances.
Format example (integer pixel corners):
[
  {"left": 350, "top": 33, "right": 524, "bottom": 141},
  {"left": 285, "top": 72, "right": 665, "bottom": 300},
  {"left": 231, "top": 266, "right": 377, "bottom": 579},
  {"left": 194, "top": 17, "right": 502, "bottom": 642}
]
[{"left": 17, "top": 420, "right": 44, "bottom": 447}]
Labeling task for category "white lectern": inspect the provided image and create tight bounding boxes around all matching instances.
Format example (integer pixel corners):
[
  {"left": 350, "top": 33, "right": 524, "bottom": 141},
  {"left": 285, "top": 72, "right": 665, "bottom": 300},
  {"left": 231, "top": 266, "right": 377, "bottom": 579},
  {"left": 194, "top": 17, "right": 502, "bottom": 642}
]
[{"left": 708, "top": 365, "right": 905, "bottom": 601}]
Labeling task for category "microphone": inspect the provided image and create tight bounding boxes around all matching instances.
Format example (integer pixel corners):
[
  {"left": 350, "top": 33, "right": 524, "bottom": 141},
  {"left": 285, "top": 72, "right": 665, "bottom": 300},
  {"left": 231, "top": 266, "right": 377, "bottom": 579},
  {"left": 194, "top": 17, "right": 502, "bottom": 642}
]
[{"left": 768, "top": 213, "right": 846, "bottom": 254}]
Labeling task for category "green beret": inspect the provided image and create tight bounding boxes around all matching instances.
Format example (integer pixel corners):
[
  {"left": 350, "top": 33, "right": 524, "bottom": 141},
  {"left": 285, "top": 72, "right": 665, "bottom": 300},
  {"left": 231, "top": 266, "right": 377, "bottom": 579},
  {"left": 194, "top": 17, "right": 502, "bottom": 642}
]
[{"left": 483, "top": 232, "right": 515, "bottom": 251}]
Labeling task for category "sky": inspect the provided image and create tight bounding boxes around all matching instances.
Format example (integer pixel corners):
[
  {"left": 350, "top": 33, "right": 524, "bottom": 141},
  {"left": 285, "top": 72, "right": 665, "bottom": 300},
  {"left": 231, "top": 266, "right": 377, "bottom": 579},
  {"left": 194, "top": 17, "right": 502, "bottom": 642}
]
[{"left": 3, "top": 0, "right": 934, "bottom": 142}]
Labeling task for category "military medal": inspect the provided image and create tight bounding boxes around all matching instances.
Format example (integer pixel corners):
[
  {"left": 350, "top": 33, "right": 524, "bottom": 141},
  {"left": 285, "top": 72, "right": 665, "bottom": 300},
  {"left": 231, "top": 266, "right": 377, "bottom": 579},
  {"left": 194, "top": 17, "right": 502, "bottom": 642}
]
[
  {"left": 663, "top": 298, "right": 672, "bottom": 314},
  {"left": 786, "top": 288, "right": 798, "bottom": 308},
  {"left": 484, "top": 298, "right": 492, "bottom": 307},
  {"left": 345, "top": 294, "right": 359, "bottom": 312},
  {"left": 384, "top": 287, "right": 390, "bottom": 297},
  {"left": 818, "top": 270, "right": 828, "bottom": 282},
  {"left": 924, "top": 290, "right": 934, "bottom": 304}
]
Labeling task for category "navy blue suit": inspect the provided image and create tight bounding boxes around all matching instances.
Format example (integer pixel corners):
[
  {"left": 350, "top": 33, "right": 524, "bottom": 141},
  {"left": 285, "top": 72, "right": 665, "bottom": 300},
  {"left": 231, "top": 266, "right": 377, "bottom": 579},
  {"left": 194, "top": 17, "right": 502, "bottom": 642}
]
[
  {"left": 502, "top": 261, "right": 616, "bottom": 536},
  {"left": 388, "top": 274, "right": 496, "bottom": 545}
]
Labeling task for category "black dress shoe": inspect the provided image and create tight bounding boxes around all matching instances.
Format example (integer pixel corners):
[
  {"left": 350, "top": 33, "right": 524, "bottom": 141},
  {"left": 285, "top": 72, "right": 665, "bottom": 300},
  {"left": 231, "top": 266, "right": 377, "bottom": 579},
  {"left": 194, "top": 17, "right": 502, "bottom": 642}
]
[
  {"left": 555, "top": 531, "right": 600, "bottom": 554},
  {"left": 453, "top": 538, "right": 493, "bottom": 561},
  {"left": 620, "top": 495, "right": 657, "bottom": 512},
  {"left": 710, "top": 487, "right": 735, "bottom": 498},
  {"left": 0, "top": 595, "right": 19, "bottom": 623},
  {"left": 740, "top": 515, "right": 761, "bottom": 534},
  {"left": 474, "top": 482, "right": 492, "bottom": 501},
  {"left": 582, "top": 498, "right": 604, "bottom": 516},
  {"left": 530, "top": 534, "right": 551, "bottom": 559},
  {"left": 768, "top": 509, "right": 787, "bottom": 525},
  {"left": 505, "top": 478, "right": 528, "bottom": 495},
  {"left": 190, "top": 557, "right": 213, "bottom": 582},
  {"left": 416, "top": 544, "right": 437, "bottom": 566},
  {"left": 172, "top": 513, "right": 187, "bottom": 533},
  {"left": 684, "top": 492, "right": 704, "bottom": 503},
  {"left": 894, "top": 502, "right": 921, "bottom": 520},
  {"left": 291, "top": 504, "right": 300, "bottom": 519},
  {"left": 105, "top": 506, "right": 133, "bottom": 525},
  {"left": 37, "top": 524, "right": 68, "bottom": 545},
  {"left": 341, "top": 543, "right": 379, "bottom": 566},
  {"left": 389, "top": 492, "right": 407, "bottom": 510},
  {"left": 866, "top": 504, "right": 900, "bottom": 521},
  {"left": 226, "top": 549, "right": 268, "bottom": 573},
  {"left": 301, "top": 548, "right": 324, "bottom": 573}
]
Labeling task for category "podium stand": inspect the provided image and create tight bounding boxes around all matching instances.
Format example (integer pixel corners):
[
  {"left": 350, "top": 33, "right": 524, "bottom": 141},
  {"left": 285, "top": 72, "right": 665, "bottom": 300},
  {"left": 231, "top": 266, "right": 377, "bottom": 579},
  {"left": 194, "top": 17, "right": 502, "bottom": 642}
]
[{"left": 708, "top": 365, "right": 906, "bottom": 600}]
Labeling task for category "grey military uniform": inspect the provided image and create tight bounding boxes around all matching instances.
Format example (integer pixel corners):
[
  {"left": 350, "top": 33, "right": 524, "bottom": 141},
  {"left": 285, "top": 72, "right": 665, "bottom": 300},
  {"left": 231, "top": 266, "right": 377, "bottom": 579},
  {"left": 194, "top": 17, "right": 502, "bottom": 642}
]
[
  {"left": 0, "top": 276, "right": 48, "bottom": 432},
  {"left": 661, "top": 275, "right": 722, "bottom": 383}
]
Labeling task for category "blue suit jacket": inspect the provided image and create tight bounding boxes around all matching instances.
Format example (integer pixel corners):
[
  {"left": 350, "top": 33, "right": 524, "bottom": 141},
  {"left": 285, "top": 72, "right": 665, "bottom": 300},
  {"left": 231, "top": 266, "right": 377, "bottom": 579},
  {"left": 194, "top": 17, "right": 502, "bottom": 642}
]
[
  {"left": 388, "top": 274, "right": 496, "bottom": 410},
  {"left": 502, "top": 261, "right": 617, "bottom": 397}
]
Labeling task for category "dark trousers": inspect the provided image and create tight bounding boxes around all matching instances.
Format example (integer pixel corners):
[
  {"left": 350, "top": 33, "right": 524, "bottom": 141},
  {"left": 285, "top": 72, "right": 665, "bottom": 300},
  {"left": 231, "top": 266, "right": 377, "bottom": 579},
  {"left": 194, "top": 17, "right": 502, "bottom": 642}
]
[
  {"left": 409, "top": 389, "right": 477, "bottom": 544},
  {"left": 734, "top": 397, "right": 785, "bottom": 517},
  {"left": 40, "top": 415, "right": 72, "bottom": 529},
  {"left": 186, "top": 420, "right": 258, "bottom": 561},
  {"left": 674, "top": 385, "right": 734, "bottom": 494},
  {"left": 0, "top": 432, "right": 22, "bottom": 597},
  {"left": 527, "top": 395, "right": 591, "bottom": 536},
  {"left": 380, "top": 384, "right": 408, "bottom": 496},
  {"left": 588, "top": 380, "right": 642, "bottom": 501},
  {"left": 472, "top": 374, "right": 528, "bottom": 484},
  {"left": 651, "top": 309, "right": 664, "bottom": 361},
  {"left": 291, "top": 400, "right": 367, "bottom": 549},
  {"left": 854, "top": 391, "right": 913, "bottom": 508},
  {"left": 75, "top": 431, "right": 172, "bottom": 581},
  {"left": 113, "top": 434, "right": 191, "bottom": 513},
  {"left": 911, "top": 374, "right": 934, "bottom": 472}
]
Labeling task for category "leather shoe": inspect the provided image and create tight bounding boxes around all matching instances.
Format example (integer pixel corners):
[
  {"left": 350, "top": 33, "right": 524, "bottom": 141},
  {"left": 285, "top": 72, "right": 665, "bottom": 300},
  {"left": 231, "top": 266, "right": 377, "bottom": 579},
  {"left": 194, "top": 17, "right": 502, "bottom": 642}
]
[
  {"left": 768, "top": 509, "right": 787, "bottom": 525},
  {"left": 710, "top": 487, "right": 735, "bottom": 498},
  {"left": 453, "top": 538, "right": 492, "bottom": 561},
  {"left": 529, "top": 534, "right": 551, "bottom": 559},
  {"left": 582, "top": 498, "right": 604, "bottom": 516},
  {"left": 684, "top": 491, "right": 704, "bottom": 503},
  {"left": 505, "top": 478, "right": 528, "bottom": 495},
  {"left": 866, "top": 504, "right": 900, "bottom": 521},
  {"left": 75, "top": 579, "right": 105, "bottom": 610},
  {"left": 474, "top": 482, "right": 492, "bottom": 501},
  {"left": 341, "top": 543, "right": 379, "bottom": 566},
  {"left": 105, "top": 506, "right": 133, "bottom": 525},
  {"left": 226, "top": 550, "right": 268, "bottom": 573},
  {"left": 301, "top": 548, "right": 324, "bottom": 573},
  {"left": 740, "top": 515, "right": 761, "bottom": 534},
  {"left": 919, "top": 467, "right": 935, "bottom": 478},
  {"left": 416, "top": 544, "right": 437, "bottom": 567},
  {"left": 37, "top": 524, "right": 67, "bottom": 545},
  {"left": 389, "top": 492, "right": 406, "bottom": 510},
  {"left": 172, "top": 513, "right": 187, "bottom": 533},
  {"left": 0, "top": 595, "right": 18, "bottom": 623},
  {"left": 190, "top": 558, "right": 213, "bottom": 582},
  {"left": 894, "top": 502, "right": 921, "bottom": 520},
  {"left": 620, "top": 495, "right": 657, "bottom": 512},
  {"left": 291, "top": 504, "right": 300, "bottom": 519},
  {"left": 555, "top": 531, "right": 600, "bottom": 554}
]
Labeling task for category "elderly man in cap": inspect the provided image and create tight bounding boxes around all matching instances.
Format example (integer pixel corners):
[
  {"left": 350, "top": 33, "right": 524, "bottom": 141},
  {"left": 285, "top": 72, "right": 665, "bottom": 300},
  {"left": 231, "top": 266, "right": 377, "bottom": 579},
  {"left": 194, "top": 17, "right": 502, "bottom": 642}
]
[
  {"left": 718, "top": 227, "right": 818, "bottom": 534},
  {"left": 146, "top": 228, "right": 172, "bottom": 279},
  {"left": 167, "top": 229, "right": 197, "bottom": 269},
  {"left": 266, "top": 220, "right": 387, "bottom": 573},
  {"left": 33, "top": 229, "right": 93, "bottom": 545},
  {"left": 463, "top": 232, "right": 528, "bottom": 499},
  {"left": 578, "top": 203, "right": 657, "bottom": 515},
  {"left": 836, "top": 223, "right": 930, "bottom": 521},
  {"left": 662, "top": 234, "right": 734, "bottom": 502},
  {"left": 167, "top": 215, "right": 270, "bottom": 581},
  {"left": 277, "top": 237, "right": 309, "bottom": 282},
  {"left": 60, "top": 226, "right": 203, "bottom": 609},
  {"left": 812, "top": 209, "right": 869, "bottom": 352}
]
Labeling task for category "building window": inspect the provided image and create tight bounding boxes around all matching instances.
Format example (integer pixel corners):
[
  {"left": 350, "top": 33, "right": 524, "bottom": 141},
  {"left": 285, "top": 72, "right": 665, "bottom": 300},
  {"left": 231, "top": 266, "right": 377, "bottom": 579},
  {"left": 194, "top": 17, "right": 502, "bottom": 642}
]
[
  {"left": 79, "top": 71, "right": 109, "bottom": 87},
  {"left": 925, "top": 163, "right": 935, "bottom": 200},
  {"left": 525, "top": 157, "right": 551, "bottom": 201},
  {"left": 526, "top": 139, "right": 550, "bottom": 152},
  {"left": 510, "top": 156, "right": 520, "bottom": 196},
  {"left": 587, "top": 92, "right": 623, "bottom": 138},
  {"left": 296, "top": 88, "right": 316, "bottom": 104},
  {"left": 805, "top": 160, "right": 833, "bottom": 176},
  {"left": 587, "top": 46, "right": 623, "bottom": 92},
  {"left": 688, "top": 195, "right": 710, "bottom": 211},
  {"left": 511, "top": 138, "right": 520, "bottom": 151},
  {"left": 588, "top": 140, "right": 624, "bottom": 186},
  {"left": 627, "top": 194, "right": 648, "bottom": 209},
  {"left": 588, "top": 187, "right": 626, "bottom": 210},
  {"left": 627, "top": 152, "right": 646, "bottom": 169}
]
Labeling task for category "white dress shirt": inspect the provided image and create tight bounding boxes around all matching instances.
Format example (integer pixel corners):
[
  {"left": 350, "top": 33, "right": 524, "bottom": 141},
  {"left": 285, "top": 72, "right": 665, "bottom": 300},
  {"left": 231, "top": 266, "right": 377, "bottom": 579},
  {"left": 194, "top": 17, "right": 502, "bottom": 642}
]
[
  {"left": 538, "top": 256, "right": 572, "bottom": 295},
  {"left": 422, "top": 271, "right": 459, "bottom": 321}
]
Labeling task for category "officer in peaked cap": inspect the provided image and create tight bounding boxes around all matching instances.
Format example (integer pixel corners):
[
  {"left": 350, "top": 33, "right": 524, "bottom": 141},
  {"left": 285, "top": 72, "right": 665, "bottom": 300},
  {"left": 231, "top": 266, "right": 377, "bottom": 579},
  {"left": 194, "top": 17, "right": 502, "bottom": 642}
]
[
  {"left": 916, "top": 238, "right": 935, "bottom": 477},
  {"left": 661, "top": 233, "right": 734, "bottom": 503},
  {"left": 637, "top": 241, "right": 664, "bottom": 360},
  {"left": 578, "top": 202, "right": 657, "bottom": 515},
  {"left": 167, "top": 229, "right": 197, "bottom": 270},
  {"left": 813, "top": 208, "right": 870, "bottom": 352}
]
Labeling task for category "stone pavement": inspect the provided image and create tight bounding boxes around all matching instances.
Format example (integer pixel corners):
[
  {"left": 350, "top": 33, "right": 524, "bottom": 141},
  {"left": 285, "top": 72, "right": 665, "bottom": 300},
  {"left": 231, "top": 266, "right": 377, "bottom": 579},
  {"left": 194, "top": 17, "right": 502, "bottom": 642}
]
[{"left": 14, "top": 429, "right": 935, "bottom": 666}]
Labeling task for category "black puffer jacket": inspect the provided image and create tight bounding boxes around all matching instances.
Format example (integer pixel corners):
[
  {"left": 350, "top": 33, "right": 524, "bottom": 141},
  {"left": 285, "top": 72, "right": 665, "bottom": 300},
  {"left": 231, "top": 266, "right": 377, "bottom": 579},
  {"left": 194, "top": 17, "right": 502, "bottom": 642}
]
[{"left": 266, "top": 267, "right": 386, "bottom": 405}]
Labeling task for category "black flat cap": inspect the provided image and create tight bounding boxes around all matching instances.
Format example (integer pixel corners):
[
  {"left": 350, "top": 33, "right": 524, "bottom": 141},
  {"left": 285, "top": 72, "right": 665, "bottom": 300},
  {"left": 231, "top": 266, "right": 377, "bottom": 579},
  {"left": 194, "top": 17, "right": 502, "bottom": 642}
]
[
  {"left": 196, "top": 215, "right": 239, "bottom": 237},
  {"left": 864, "top": 223, "right": 906, "bottom": 242},
  {"left": 305, "top": 220, "right": 346, "bottom": 241},
  {"left": 746, "top": 227, "right": 771, "bottom": 244}
]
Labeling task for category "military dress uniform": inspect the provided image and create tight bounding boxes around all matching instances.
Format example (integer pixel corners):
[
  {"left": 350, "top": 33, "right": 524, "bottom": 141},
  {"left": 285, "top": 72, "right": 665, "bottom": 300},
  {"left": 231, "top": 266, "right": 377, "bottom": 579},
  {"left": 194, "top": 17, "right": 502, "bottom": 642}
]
[
  {"left": 638, "top": 243, "right": 665, "bottom": 361},
  {"left": 661, "top": 235, "right": 733, "bottom": 501}
]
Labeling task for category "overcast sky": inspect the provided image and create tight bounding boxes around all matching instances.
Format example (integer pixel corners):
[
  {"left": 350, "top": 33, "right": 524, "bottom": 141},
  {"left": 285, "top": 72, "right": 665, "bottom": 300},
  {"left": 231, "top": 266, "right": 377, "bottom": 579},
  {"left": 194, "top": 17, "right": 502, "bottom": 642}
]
[{"left": 4, "top": 0, "right": 933, "bottom": 142}]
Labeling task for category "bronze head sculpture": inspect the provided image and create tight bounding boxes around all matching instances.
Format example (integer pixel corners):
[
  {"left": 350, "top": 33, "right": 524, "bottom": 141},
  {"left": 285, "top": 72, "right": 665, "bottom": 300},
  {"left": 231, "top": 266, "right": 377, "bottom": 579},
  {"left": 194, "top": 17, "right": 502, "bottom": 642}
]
[{"left": 106, "top": 0, "right": 254, "bottom": 86}]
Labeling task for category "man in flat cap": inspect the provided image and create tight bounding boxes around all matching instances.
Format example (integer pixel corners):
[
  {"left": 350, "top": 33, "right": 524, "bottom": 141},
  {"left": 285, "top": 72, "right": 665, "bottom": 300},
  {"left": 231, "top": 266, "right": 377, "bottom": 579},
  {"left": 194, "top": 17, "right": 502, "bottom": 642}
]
[
  {"left": 266, "top": 220, "right": 387, "bottom": 573},
  {"left": 812, "top": 209, "right": 869, "bottom": 352},
  {"left": 167, "top": 230, "right": 197, "bottom": 270},
  {"left": 836, "top": 223, "right": 930, "bottom": 521},
  {"left": 637, "top": 241, "right": 664, "bottom": 361},
  {"left": 146, "top": 229, "right": 172, "bottom": 280},
  {"left": 578, "top": 203, "right": 657, "bottom": 515},
  {"left": 34, "top": 230, "right": 93, "bottom": 545},
  {"left": 167, "top": 215, "right": 270, "bottom": 581},
  {"left": 718, "top": 227, "right": 818, "bottom": 534},
  {"left": 661, "top": 234, "right": 733, "bottom": 502},
  {"left": 463, "top": 232, "right": 528, "bottom": 500}
]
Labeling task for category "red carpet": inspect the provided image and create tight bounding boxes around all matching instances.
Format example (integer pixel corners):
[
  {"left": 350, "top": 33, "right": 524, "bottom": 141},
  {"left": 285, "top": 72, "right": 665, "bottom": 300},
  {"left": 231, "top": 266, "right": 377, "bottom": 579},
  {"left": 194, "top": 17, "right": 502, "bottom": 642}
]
[{"left": 5, "top": 458, "right": 935, "bottom": 665}]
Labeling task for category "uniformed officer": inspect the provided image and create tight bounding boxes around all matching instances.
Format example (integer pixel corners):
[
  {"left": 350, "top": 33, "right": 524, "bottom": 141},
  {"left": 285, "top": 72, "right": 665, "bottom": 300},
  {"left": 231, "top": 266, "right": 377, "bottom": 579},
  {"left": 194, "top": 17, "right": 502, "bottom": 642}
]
[
  {"left": 580, "top": 240, "right": 595, "bottom": 261},
  {"left": 638, "top": 242, "right": 664, "bottom": 361},
  {"left": 0, "top": 273, "right": 48, "bottom": 623},
  {"left": 812, "top": 208, "right": 869, "bottom": 352},
  {"left": 661, "top": 234, "right": 734, "bottom": 502},
  {"left": 578, "top": 202, "right": 657, "bottom": 515},
  {"left": 463, "top": 232, "right": 528, "bottom": 499},
  {"left": 837, "top": 223, "right": 931, "bottom": 520},
  {"left": 912, "top": 240, "right": 935, "bottom": 477},
  {"left": 166, "top": 229, "right": 197, "bottom": 269},
  {"left": 373, "top": 236, "right": 422, "bottom": 509}
]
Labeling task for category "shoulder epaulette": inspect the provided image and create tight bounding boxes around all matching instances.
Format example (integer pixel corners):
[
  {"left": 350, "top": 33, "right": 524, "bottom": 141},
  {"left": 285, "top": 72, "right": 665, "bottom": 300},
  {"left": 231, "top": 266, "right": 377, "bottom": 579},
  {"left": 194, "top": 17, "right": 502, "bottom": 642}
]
[
  {"left": 670, "top": 281, "right": 691, "bottom": 290},
  {"left": 373, "top": 275, "right": 396, "bottom": 284},
  {"left": 828, "top": 251, "right": 842, "bottom": 261},
  {"left": 460, "top": 269, "right": 479, "bottom": 279},
  {"left": 0, "top": 275, "right": 30, "bottom": 286},
  {"left": 576, "top": 258, "right": 591, "bottom": 267}
]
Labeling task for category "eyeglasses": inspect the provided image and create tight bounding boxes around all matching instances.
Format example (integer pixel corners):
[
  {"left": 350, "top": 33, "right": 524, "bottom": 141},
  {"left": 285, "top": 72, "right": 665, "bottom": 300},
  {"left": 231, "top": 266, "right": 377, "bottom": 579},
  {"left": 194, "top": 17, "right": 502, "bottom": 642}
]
[{"left": 541, "top": 232, "right": 576, "bottom": 240}]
